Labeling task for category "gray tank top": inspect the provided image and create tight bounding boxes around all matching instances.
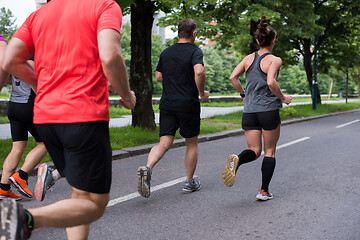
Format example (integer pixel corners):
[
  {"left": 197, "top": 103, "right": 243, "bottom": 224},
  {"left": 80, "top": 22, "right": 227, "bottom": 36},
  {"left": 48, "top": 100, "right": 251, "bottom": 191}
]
[
  {"left": 9, "top": 75, "right": 35, "bottom": 103},
  {"left": 243, "top": 51, "right": 282, "bottom": 113}
]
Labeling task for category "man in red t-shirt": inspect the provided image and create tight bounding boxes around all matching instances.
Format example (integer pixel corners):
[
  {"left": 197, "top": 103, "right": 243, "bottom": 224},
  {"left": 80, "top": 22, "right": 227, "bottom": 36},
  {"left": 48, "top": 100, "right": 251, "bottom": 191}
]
[{"left": 1, "top": 0, "right": 136, "bottom": 239}]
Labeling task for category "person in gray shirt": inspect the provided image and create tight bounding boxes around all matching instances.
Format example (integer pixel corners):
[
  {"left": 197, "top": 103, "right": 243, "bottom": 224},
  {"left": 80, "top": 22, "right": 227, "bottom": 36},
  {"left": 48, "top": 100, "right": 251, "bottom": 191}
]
[
  {"left": 222, "top": 16, "right": 292, "bottom": 201},
  {"left": 0, "top": 58, "right": 48, "bottom": 201}
]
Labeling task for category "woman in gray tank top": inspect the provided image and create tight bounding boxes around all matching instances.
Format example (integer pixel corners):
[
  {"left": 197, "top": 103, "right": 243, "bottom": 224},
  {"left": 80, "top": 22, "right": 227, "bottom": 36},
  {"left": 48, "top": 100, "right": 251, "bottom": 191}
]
[{"left": 222, "top": 16, "right": 292, "bottom": 201}]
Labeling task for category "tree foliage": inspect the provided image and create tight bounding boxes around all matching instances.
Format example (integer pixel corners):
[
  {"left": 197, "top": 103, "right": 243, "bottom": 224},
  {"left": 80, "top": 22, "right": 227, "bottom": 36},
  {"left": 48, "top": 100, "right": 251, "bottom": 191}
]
[{"left": 0, "top": 7, "right": 17, "bottom": 42}]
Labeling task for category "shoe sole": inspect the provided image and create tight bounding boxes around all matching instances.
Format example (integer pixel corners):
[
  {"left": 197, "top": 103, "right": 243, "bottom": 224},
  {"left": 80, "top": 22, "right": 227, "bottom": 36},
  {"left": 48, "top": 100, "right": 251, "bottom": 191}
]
[
  {"left": 0, "top": 198, "right": 24, "bottom": 240},
  {"left": 8, "top": 177, "right": 33, "bottom": 198},
  {"left": 34, "top": 163, "right": 48, "bottom": 202},
  {"left": 137, "top": 166, "right": 150, "bottom": 198},
  {"left": 182, "top": 185, "right": 202, "bottom": 194},
  {"left": 222, "top": 154, "right": 239, "bottom": 187}
]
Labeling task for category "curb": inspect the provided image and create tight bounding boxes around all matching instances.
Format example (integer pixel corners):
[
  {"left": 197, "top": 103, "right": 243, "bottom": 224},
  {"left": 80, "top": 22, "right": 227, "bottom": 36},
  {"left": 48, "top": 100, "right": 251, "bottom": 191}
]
[{"left": 2, "top": 108, "right": 360, "bottom": 177}]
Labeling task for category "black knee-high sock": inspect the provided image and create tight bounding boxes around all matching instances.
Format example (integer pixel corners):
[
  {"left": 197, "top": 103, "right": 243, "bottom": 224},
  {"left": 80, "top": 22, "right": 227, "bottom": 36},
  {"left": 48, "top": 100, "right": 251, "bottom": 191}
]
[
  {"left": 261, "top": 157, "right": 276, "bottom": 191},
  {"left": 236, "top": 149, "right": 257, "bottom": 171}
]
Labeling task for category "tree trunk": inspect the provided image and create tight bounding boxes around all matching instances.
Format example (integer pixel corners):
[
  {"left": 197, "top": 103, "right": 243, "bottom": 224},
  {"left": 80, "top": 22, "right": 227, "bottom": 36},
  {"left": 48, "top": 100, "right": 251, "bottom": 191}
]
[
  {"left": 130, "top": 0, "right": 156, "bottom": 130},
  {"left": 358, "top": 75, "right": 360, "bottom": 97},
  {"left": 302, "top": 38, "right": 321, "bottom": 104}
]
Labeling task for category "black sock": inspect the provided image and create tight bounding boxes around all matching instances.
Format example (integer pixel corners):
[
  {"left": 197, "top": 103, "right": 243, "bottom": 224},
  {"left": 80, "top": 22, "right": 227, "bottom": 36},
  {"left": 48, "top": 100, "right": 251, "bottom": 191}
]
[
  {"left": 25, "top": 210, "right": 34, "bottom": 231},
  {"left": 0, "top": 183, "right": 11, "bottom": 191},
  {"left": 18, "top": 170, "right": 28, "bottom": 181},
  {"left": 236, "top": 149, "right": 257, "bottom": 170},
  {"left": 261, "top": 157, "right": 276, "bottom": 191}
]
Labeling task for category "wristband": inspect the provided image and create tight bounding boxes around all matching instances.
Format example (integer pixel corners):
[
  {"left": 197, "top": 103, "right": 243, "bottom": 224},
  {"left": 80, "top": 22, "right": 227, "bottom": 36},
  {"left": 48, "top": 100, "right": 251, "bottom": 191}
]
[
  {"left": 120, "top": 99, "right": 131, "bottom": 109},
  {"left": 240, "top": 93, "right": 245, "bottom": 98}
]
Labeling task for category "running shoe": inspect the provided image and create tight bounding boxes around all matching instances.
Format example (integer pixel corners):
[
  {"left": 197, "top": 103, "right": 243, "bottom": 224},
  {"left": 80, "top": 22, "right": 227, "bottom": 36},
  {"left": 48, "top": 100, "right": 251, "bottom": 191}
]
[
  {"left": 0, "top": 198, "right": 32, "bottom": 239},
  {"left": 137, "top": 166, "right": 152, "bottom": 198},
  {"left": 34, "top": 163, "right": 56, "bottom": 202},
  {"left": 222, "top": 154, "right": 239, "bottom": 187},
  {"left": 182, "top": 179, "right": 201, "bottom": 194},
  {"left": 9, "top": 172, "right": 33, "bottom": 198},
  {"left": 0, "top": 189, "right": 22, "bottom": 201},
  {"left": 256, "top": 189, "right": 273, "bottom": 201}
]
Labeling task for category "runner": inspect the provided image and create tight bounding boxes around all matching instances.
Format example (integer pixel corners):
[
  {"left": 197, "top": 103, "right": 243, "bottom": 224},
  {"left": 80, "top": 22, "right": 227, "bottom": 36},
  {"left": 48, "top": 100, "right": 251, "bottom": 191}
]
[
  {"left": 0, "top": 0, "right": 135, "bottom": 239},
  {"left": 222, "top": 16, "right": 292, "bottom": 201},
  {"left": 137, "top": 19, "right": 209, "bottom": 198},
  {"left": 0, "top": 37, "right": 48, "bottom": 201}
]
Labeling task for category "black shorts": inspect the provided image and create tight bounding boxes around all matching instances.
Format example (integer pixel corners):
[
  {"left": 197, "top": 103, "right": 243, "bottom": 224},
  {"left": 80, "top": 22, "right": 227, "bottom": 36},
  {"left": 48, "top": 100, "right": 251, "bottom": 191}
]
[
  {"left": 7, "top": 101, "right": 42, "bottom": 142},
  {"left": 159, "top": 109, "right": 200, "bottom": 138},
  {"left": 242, "top": 109, "right": 281, "bottom": 131},
  {"left": 36, "top": 121, "right": 112, "bottom": 194}
]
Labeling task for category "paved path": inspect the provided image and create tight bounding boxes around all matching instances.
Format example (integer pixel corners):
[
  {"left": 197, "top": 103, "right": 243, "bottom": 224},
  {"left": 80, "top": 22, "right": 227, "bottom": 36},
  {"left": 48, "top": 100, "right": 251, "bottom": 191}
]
[{"left": 0, "top": 99, "right": 358, "bottom": 139}]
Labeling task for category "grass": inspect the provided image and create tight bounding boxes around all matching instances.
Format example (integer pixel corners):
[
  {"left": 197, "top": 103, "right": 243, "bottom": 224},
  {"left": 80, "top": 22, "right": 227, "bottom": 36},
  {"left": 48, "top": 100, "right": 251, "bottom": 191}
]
[{"left": 0, "top": 101, "right": 359, "bottom": 170}]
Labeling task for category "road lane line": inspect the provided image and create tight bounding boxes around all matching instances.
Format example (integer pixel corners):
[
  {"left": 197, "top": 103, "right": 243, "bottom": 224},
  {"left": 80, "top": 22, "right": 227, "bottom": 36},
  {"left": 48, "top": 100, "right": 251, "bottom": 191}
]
[
  {"left": 108, "top": 137, "right": 310, "bottom": 207},
  {"left": 107, "top": 177, "right": 187, "bottom": 207},
  {"left": 261, "top": 136, "right": 310, "bottom": 156},
  {"left": 335, "top": 119, "right": 359, "bottom": 129}
]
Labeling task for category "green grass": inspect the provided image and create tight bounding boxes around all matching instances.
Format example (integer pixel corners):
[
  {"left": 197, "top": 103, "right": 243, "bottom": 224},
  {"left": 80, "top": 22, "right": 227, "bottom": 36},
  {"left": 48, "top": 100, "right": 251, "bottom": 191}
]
[{"left": 0, "top": 101, "right": 359, "bottom": 170}]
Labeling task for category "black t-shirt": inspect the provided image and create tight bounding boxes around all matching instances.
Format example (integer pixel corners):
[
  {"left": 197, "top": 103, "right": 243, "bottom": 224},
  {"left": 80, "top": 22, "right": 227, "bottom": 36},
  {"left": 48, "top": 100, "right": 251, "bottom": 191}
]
[{"left": 156, "top": 43, "right": 204, "bottom": 113}]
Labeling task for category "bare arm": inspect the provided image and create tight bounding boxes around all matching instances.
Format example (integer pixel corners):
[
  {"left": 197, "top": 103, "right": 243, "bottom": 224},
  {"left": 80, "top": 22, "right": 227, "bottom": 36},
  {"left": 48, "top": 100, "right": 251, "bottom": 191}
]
[
  {"left": 155, "top": 71, "right": 163, "bottom": 82},
  {"left": 194, "top": 63, "right": 209, "bottom": 100},
  {"left": 98, "top": 29, "right": 135, "bottom": 109},
  {"left": 0, "top": 41, "right": 10, "bottom": 91},
  {"left": 267, "top": 57, "right": 291, "bottom": 104},
  {"left": 229, "top": 59, "right": 246, "bottom": 96},
  {"left": 2, "top": 38, "right": 36, "bottom": 90}
]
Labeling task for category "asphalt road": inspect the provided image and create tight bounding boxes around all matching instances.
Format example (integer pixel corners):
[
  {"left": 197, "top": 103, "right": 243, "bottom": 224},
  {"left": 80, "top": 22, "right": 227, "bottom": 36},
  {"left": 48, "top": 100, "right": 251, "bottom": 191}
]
[{"left": 20, "top": 110, "right": 360, "bottom": 240}]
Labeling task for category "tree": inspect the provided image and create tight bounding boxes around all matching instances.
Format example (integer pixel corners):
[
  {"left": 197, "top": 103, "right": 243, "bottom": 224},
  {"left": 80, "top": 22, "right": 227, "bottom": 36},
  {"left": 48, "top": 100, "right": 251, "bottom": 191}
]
[
  {"left": 159, "top": 0, "right": 360, "bottom": 104},
  {"left": 0, "top": 7, "right": 17, "bottom": 42},
  {"left": 116, "top": 0, "right": 214, "bottom": 129}
]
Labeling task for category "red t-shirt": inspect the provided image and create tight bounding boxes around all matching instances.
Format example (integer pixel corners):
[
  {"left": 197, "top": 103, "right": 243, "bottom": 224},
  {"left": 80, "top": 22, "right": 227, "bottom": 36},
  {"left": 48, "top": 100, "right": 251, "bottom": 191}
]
[{"left": 13, "top": 0, "right": 122, "bottom": 124}]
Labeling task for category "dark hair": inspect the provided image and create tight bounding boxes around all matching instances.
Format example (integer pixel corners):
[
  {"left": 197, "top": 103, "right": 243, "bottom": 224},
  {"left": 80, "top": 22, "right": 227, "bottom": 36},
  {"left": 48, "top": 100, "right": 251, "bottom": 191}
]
[
  {"left": 178, "top": 19, "right": 197, "bottom": 39},
  {"left": 255, "top": 16, "right": 276, "bottom": 47}
]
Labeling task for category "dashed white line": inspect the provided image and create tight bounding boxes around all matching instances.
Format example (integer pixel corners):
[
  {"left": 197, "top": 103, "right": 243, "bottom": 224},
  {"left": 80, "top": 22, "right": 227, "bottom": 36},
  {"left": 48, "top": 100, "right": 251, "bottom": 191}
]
[
  {"left": 107, "top": 177, "right": 187, "bottom": 207},
  {"left": 261, "top": 136, "right": 311, "bottom": 156},
  {"left": 108, "top": 137, "right": 311, "bottom": 207},
  {"left": 335, "top": 119, "right": 360, "bottom": 129}
]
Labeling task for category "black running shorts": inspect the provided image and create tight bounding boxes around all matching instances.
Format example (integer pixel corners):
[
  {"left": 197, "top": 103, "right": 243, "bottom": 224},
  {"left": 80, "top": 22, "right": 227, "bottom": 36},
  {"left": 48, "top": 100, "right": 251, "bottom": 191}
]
[
  {"left": 7, "top": 101, "right": 42, "bottom": 142},
  {"left": 36, "top": 121, "right": 112, "bottom": 194},
  {"left": 242, "top": 109, "right": 281, "bottom": 131},
  {"left": 159, "top": 109, "right": 200, "bottom": 138}
]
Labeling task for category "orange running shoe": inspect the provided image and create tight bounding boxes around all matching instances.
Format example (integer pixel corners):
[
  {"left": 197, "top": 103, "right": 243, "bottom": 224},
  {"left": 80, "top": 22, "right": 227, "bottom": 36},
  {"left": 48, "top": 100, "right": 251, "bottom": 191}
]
[
  {"left": 0, "top": 188, "right": 22, "bottom": 200},
  {"left": 9, "top": 172, "right": 33, "bottom": 198}
]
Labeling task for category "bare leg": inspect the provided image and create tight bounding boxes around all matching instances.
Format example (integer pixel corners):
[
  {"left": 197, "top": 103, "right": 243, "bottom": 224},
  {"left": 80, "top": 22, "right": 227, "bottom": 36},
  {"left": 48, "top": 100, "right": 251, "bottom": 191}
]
[
  {"left": 184, "top": 136, "right": 198, "bottom": 181},
  {"left": 1, "top": 141, "right": 27, "bottom": 184},
  {"left": 29, "top": 187, "right": 109, "bottom": 239},
  {"left": 244, "top": 130, "right": 262, "bottom": 158},
  {"left": 146, "top": 135, "right": 174, "bottom": 169},
  {"left": 262, "top": 125, "right": 280, "bottom": 158},
  {"left": 20, "top": 142, "right": 47, "bottom": 174}
]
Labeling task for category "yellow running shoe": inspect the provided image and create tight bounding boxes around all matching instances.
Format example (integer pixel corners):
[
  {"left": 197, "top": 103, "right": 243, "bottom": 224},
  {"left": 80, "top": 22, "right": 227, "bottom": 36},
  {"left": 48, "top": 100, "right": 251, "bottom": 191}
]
[{"left": 222, "top": 154, "right": 239, "bottom": 187}]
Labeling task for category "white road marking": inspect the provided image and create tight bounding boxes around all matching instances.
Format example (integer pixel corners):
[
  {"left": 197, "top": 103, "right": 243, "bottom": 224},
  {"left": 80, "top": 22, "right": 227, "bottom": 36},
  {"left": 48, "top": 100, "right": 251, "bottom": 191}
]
[
  {"left": 107, "top": 177, "right": 187, "bottom": 207},
  {"left": 108, "top": 137, "right": 310, "bottom": 207},
  {"left": 335, "top": 119, "right": 360, "bottom": 129},
  {"left": 260, "top": 137, "right": 311, "bottom": 156}
]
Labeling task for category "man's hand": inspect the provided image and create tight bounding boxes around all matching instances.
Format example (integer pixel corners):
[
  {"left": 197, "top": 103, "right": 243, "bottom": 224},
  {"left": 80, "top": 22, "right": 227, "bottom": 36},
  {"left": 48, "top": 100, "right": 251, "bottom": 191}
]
[
  {"left": 120, "top": 90, "right": 136, "bottom": 109},
  {"left": 200, "top": 91, "right": 209, "bottom": 100}
]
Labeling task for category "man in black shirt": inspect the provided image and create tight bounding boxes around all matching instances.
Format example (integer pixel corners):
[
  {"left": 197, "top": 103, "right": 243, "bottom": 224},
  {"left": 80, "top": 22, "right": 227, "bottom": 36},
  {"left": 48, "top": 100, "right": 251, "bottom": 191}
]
[{"left": 137, "top": 19, "right": 209, "bottom": 198}]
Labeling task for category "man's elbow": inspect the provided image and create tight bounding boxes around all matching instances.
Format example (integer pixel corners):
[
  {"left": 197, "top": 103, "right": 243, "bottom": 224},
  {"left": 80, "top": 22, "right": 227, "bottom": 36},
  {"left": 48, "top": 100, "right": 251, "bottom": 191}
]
[
  {"left": 195, "top": 68, "right": 206, "bottom": 78},
  {"left": 1, "top": 57, "right": 11, "bottom": 73}
]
